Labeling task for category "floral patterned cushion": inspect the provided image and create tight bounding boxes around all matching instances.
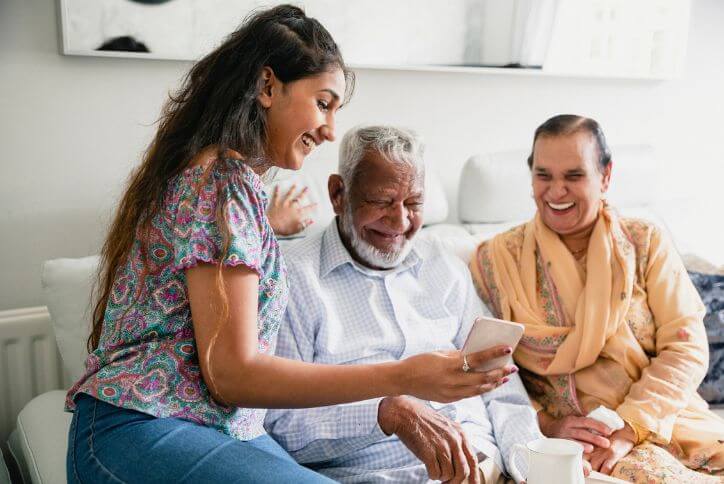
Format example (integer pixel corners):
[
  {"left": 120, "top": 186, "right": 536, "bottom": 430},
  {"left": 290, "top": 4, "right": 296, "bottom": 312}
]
[{"left": 689, "top": 271, "right": 724, "bottom": 404}]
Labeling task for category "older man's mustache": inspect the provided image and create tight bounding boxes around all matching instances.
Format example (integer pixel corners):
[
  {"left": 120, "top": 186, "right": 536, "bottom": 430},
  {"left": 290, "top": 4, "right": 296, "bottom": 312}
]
[
  {"left": 339, "top": 208, "right": 415, "bottom": 269},
  {"left": 365, "top": 222, "right": 412, "bottom": 238}
]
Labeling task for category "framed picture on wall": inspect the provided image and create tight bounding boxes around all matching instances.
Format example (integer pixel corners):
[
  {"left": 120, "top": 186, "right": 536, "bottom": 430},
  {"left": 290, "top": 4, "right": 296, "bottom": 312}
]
[
  {"left": 57, "top": 0, "right": 267, "bottom": 60},
  {"left": 56, "top": 0, "right": 554, "bottom": 66},
  {"left": 57, "top": 0, "right": 689, "bottom": 79}
]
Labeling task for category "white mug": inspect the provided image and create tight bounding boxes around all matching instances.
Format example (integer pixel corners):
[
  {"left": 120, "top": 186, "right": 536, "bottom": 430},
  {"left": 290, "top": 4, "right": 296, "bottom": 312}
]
[{"left": 510, "top": 438, "right": 585, "bottom": 484}]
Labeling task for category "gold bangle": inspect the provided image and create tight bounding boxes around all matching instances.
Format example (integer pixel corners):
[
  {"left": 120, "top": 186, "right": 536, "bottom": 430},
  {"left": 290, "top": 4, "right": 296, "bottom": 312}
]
[{"left": 625, "top": 419, "right": 650, "bottom": 445}]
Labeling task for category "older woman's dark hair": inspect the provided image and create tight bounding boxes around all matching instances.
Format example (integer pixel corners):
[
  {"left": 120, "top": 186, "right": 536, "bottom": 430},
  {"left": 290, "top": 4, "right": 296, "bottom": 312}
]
[
  {"left": 89, "top": 4, "right": 354, "bottom": 351},
  {"left": 526, "top": 114, "right": 611, "bottom": 171}
]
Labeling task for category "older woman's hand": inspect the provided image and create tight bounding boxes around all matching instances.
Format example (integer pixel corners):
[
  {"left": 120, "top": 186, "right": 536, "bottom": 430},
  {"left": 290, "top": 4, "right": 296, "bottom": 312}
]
[
  {"left": 267, "top": 185, "right": 317, "bottom": 236},
  {"left": 538, "top": 412, "right": 612, "bottom": 453},
  {"left": 586, "top": 423, "right": 636, "bottom": 475}
]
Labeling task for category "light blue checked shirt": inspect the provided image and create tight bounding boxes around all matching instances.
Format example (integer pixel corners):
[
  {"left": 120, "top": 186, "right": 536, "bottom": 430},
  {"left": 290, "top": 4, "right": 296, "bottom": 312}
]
[{"left": 265, "top": 221, "right": 543, "bottom": 483}]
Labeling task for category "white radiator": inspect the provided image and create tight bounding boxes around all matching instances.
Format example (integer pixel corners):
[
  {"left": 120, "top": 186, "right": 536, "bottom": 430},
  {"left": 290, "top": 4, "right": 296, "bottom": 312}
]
[{"left": 0, "top": 307, "right": 65, "bottom": 443}]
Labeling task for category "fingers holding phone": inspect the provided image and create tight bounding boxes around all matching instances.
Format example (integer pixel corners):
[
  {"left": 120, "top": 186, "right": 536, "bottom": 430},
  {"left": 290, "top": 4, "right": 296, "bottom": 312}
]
[
  {"left": 462, "top": 317, "right": 524, "bottom": 369},
  {"left": 463, "top": 345, "right": 519, "bottom": 383}
]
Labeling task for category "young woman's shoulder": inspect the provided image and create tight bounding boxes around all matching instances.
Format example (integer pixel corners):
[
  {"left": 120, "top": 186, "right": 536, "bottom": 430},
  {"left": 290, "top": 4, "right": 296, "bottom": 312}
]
[
  {"left": 169, "top": 158, "right": 264, "bottom": 206},
  {"left": 165, "top": 158, "right": 272, "bottom": 274}
]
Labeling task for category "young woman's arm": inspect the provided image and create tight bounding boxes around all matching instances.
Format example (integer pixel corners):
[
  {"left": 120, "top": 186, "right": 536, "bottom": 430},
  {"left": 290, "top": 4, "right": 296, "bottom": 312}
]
[{"left": 186, "top": 263, "right": 514, "bottom": 409}]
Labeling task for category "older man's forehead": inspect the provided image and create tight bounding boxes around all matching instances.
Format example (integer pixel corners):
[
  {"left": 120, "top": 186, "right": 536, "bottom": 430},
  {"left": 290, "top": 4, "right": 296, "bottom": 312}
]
[
  {"left": 358, "top": 160, "right": 421, "bottom": 181},
  {"left": 359, "top": 168, "right": 423, "bottom": 189},
  {"left": 365, "top": 182, "right": 423, "bottom": 195}
]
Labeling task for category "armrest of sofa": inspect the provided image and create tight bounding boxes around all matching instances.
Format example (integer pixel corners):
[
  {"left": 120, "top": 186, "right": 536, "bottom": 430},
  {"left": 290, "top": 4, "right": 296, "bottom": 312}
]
[
  {"left": 8, "top": 390, "right": 70, "bottom": 484},
  {"left": 0, "top": 449, "right": 10, "bottom": 484}
]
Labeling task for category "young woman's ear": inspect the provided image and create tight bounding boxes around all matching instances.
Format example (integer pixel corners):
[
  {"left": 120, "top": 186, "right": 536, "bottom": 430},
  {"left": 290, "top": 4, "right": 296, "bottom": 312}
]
[{"left": 257, "top": 66, "right": 278, "bottom": 109}]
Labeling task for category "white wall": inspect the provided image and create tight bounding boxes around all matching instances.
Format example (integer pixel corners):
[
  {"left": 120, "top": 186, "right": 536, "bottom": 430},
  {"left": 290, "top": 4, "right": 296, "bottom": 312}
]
[{"left": 1, "top": 0, "right": 723, "bottom": 311}]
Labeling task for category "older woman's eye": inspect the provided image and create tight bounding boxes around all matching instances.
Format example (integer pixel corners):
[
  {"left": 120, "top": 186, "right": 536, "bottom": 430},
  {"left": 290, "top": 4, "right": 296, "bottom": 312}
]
[{"left": 317, "top": 100, "right": 329, "bottom": 112}]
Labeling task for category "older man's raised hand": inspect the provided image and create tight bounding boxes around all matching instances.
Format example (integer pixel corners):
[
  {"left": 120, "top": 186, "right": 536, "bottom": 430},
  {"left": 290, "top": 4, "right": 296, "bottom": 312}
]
[{"left": 378, "top": 396, "right": 481, "bottom": 484}]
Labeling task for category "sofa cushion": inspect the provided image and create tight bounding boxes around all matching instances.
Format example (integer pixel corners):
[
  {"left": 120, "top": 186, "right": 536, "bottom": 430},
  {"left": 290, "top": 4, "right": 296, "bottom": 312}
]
[
  {"left": 0, "top": 450, "right": 10, "bottom": 484},
  {"left": 10, "top": 390, "right": 70, "bottom": 484},
  {"left": 458, "top": 150, "right": 535, "bottom": 223},
  {"left": 41, "top": 256, "right": 98, "bottom": 383}
]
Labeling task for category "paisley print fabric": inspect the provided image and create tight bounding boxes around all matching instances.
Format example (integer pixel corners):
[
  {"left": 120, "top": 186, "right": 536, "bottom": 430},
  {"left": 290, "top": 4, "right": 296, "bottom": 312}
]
[
  {"left": 612, "top": 443, "right": 723, "bottom": 483},
  {"left": 66, "top": 158, "right": 288, "bottom": 440}
]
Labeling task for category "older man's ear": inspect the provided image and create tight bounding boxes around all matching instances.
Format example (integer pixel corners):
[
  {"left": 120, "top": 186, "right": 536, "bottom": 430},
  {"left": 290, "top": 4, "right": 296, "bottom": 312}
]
[{"left": 328, "top": 174, "right": 346, "bottom": 216}]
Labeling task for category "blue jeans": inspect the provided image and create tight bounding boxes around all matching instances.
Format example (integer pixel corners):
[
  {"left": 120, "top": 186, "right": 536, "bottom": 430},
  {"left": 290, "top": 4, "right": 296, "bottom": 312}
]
[{"left": 67, "top": 394, "right": 333, "bottom": 483}]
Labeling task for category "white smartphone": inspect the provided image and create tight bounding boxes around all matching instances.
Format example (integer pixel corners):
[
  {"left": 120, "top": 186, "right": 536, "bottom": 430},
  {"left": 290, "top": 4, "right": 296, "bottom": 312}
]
[{"left": 461, "top": 316, "right": 525, "bottom": 372}]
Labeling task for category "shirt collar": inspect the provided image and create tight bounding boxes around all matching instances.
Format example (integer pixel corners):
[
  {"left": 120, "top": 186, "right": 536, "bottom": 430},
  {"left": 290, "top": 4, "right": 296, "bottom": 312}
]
[{"left": 319, "top": 219, "right": 422, "bottom": 279}]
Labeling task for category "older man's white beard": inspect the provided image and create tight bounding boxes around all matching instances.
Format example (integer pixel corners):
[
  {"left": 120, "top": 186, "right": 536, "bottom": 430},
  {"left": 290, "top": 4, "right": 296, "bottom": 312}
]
[{"left": 339, "top": 207, "right": 414, "bottom": 269}]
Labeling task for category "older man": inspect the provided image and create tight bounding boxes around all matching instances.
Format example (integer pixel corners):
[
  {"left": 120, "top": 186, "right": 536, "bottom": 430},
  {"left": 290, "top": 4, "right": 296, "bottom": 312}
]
[{"left": 264, "top": 126, "right": 543, "bottom": 483}]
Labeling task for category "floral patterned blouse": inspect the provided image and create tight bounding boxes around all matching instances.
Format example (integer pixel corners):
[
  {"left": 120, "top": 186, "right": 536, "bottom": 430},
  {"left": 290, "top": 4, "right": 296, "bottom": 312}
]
[{"left": 66, "top": 158, "right": 288, "bottom": 440}]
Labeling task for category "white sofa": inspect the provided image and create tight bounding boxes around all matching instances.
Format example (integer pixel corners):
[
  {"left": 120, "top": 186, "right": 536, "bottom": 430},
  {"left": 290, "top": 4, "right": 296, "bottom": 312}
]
[{"left": 7, "top": 145, "right": 723, "bottom": 483}]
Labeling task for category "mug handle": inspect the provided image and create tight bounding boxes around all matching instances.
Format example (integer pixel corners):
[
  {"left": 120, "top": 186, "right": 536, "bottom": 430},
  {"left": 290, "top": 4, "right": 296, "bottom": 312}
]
[{"left": 509, "top": 443, "right": 529, "bottom": 482}]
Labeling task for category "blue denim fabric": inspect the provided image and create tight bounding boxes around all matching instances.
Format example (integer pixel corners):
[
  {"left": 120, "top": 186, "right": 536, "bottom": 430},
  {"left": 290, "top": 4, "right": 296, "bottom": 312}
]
[{"left": 67, "top": 394, "right": 333, "bottom": 483}]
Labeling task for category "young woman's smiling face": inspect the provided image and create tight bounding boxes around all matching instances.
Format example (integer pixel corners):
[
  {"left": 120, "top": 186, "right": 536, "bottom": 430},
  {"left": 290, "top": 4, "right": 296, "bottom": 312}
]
[
  {"left": 531, "top": 131, "right": 612, "bottom": 236},
  {"left": 260, "top": 68, "right": 346, "bottom": 170}
]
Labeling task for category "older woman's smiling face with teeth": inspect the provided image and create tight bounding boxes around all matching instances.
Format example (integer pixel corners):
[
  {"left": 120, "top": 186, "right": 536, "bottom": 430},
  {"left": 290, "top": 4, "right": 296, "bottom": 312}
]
[{"left": 531, "top": 130, "right": 612, "bottom": 236}]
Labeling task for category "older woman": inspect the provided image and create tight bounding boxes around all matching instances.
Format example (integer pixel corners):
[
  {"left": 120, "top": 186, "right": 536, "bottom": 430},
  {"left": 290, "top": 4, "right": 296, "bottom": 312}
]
[{"left": 470, "top": 114, "right": 724, "bottom": 483}]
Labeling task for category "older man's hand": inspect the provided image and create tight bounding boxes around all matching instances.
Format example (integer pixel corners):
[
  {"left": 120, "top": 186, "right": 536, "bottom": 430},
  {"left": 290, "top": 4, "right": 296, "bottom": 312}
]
[{"left": 378, "top": 396, "right": 480, "bottom": 484}]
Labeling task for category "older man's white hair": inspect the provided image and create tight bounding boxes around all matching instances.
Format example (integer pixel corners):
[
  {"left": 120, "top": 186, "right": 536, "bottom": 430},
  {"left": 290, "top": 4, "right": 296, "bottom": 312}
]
[{"left": 338, "top": 125, "right": 425, "bottom": 188}]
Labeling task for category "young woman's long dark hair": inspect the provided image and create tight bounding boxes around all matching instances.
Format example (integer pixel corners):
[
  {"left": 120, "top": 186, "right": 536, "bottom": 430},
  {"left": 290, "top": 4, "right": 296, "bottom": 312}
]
[{"left": 89, "top": 5, "right": 354, "bottom": 351}]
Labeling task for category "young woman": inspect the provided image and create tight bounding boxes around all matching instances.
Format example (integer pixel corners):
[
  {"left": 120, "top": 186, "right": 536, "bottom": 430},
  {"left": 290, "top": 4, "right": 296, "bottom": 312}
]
[{"left": 66, "top": 6, "right": 510, "bottom": 482}]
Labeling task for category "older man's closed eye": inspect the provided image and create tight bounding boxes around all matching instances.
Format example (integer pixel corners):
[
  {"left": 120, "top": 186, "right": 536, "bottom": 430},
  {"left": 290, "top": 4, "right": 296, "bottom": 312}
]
[{"left": 264, "top": 125, "right": 543, "bottom": 484}]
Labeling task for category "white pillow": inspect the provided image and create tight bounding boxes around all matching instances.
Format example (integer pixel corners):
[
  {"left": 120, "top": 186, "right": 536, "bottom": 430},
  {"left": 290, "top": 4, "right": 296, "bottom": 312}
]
[
  {"left": 41, "top": 256, "right": 98, "bottom": 383},
  {"left": 649, "top": 197, "right": 724, "bottom": 267},
  {"left": 423, "top": 166, "right": 449, "bottom": 225},
  {"left": 605, "top": 145, "right": 661, "bottom": 208},
  {"left": 458, "top": 150, "right": 535, "bottom": 223}
]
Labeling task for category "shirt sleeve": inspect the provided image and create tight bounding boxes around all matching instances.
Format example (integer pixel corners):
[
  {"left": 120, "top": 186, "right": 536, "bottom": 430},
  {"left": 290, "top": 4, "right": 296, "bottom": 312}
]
[
  {"left": 483, "top": 373, "right": 545, "bottom": 484},
  {"left": 263, "top": 264, "right": 389, "bottom": 464},
  {"left": 171, "top": 167, "right": 268, "bottom": 274},
  {"left": 453, "top": 257, "right": 543, "bottom": 483},
  {"left": 616, "top": 226, "right": 708, "bottom": 443},
  {"left": 452, "top": 256, "right": 492, "bottom": 349}
]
